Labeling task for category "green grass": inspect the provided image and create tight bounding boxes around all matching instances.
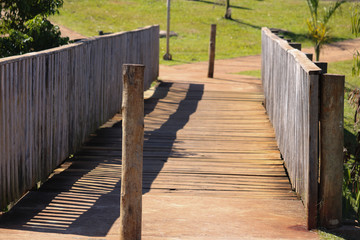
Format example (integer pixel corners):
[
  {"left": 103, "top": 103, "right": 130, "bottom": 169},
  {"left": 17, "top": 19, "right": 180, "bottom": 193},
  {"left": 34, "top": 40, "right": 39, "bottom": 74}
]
[
  {"left": 50, "top": 0, "right": 355, "bottom": 65},
  {"left": 318, "top": 229, "right": 346, "bottom": 240},
  {"left": 236, "top": 69, "right": 261, "bottom": 78}
]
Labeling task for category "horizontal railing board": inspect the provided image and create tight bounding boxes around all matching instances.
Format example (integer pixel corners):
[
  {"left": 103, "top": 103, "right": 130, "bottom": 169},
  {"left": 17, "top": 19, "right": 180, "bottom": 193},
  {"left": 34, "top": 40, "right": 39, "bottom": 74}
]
[{"left": 0, "top": 25, "right": 159, "bottom": 209}]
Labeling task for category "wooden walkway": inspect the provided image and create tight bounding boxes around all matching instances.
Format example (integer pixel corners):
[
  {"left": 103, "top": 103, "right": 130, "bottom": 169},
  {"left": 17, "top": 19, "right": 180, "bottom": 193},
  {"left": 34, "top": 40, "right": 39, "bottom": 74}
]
[{"left": 0, "top": 59, "right": 318, "bottom": 239}]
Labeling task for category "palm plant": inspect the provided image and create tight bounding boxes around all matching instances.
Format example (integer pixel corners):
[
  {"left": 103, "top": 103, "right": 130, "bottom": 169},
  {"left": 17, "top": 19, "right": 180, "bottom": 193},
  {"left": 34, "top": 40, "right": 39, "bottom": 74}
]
[
  {"left": 305, "top": 0, "right": 346, "bottom": 61},
  {"left": 351, "top": 3, "right": 360, "bottom": 37}
]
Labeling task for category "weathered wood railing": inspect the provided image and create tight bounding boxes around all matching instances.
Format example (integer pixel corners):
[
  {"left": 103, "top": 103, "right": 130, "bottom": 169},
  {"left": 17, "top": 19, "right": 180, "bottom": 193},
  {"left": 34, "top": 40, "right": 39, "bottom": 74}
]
[
  {"left": 262, "top": 27, "right": 344, "bottom": 229},
  {"left": 0, "top": 25, "right": 159, "bottom": 210}
]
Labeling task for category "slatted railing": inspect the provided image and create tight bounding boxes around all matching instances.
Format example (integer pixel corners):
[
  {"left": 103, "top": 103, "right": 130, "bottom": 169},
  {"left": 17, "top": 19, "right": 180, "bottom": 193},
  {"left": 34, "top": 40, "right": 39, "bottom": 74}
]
[
  {"left": 262, "top": 27, "right": 346, "bottom": 230},
  {"left": 262, "top": 27, "right": 321, "bottom": 229},
  {"left": 0, "top": 25, "right": 159, "bottom": 210}
]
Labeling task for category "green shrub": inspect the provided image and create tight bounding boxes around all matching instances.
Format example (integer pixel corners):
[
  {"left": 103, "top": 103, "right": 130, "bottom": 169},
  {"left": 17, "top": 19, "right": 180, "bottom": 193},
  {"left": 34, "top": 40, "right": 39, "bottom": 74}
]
[{"left": 0, "top": 0, "right": 69, "bottom": 58}]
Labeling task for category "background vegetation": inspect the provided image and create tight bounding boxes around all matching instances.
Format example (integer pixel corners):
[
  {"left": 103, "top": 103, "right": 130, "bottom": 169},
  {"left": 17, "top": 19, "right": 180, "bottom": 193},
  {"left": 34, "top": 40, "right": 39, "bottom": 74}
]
[
  {"left": 0, "top": 0, "right": 69, "bottom": 57},
  {"left": 49, "top": 0, "right": 354, "bottom": 64}
]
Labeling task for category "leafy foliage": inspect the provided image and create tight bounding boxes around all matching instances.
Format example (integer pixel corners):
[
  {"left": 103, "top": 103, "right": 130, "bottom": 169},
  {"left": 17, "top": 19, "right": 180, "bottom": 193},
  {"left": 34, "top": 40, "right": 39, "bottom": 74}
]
[
  {"left": 25, "top": 15, "right": 68, "bottom": 52},
  {"left": 305, "top": 0, "right": 345, "bottom": 61},
  {"left": 351, "top": 4, "right": 360, "bottom": 37},
  {"left": 342, "top": 105, "right": 360, "bottom": 220},
  {"left": 0, "top": 0, "right": 68, "bottom": 58},
  {"left": 0, "top": 30, "right": 31, "bottom": 57},
  {"left": 343, "top": 10, "right": 360, "bottom": 218},
  {"left": 0, "top": 0, "right": 64, "bottom": 31}
]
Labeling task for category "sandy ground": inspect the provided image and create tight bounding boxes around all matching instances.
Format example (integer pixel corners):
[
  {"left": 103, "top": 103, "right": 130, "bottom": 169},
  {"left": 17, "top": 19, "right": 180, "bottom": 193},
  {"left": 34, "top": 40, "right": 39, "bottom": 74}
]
[{"left": 57, "top": 23, "right": 360, "bottom": 66}]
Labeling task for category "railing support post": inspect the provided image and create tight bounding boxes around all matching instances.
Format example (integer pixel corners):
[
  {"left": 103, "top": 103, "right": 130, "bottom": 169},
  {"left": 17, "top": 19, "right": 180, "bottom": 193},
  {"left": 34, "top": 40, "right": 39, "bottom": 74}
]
[
  {"left": 208, "top": 24, "right": 217, "bottom": 78},
  {"left": 319, "top": 73, "right": 345, "bottom": 228},
  {"left": 308, "top": 73, "right": 320, "bottom": 230},
  {"left": 289, "top": 43, "right": 302, "bottom": 51},
  {"left": 120, "top": 64, "right": 145, "bottom": 240},
  {"left": 305, "top": 53, "right": 313, "bottom": 61}
]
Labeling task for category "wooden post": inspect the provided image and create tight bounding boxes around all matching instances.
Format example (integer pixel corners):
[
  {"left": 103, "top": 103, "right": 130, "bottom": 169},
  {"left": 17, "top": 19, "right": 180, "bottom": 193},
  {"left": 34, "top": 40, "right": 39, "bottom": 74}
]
[
  {"left": 314, "top": 62, "right": 328, "bottom": 74},
  {"left": 208, "top": 24, "right": 216, "bottom": 78},
  {"left": 307, "top": 73, "right": 320, "bottom": 230},
  {"left": 163, "top": 0, "right": 172, "bottom": 60},
  {"left": 120, "top": 64, "right": 145, "bottom": 240},
  {"left": 305, "top": 53, "right": 313, "bottom": 61},
  {"left": 319, "top": 74, "right": 345, "bottom": 229},
  {"left": 289, "top": 43, "right": 302, "bottom": 51}
]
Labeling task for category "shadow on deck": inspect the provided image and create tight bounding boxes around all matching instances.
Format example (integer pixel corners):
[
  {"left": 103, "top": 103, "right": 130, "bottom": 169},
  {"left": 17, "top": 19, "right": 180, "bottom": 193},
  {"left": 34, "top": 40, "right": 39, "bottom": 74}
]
[{"left": 0, "top": 82, "right": 203, "bottom": 237}]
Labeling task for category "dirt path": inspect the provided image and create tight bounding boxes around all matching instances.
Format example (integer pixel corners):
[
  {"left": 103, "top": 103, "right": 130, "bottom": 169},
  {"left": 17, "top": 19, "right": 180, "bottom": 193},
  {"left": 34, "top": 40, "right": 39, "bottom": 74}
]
[
  {"left": 303, "top": 38, "right": 360, "bottom": 63},
  {"left": 160, "top": 38, "right": 360, "bottom": 77},
  {"left": 56, "top": 23, "right": 86, "bottom": 40},
  {"left": 57, "top": 23, "right": 360, "bottom": 70}
]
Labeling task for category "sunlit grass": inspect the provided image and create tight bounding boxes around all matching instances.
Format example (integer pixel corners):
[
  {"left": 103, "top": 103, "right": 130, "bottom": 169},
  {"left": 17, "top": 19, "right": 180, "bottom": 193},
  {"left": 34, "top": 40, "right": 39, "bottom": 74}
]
[
  {"left": 50, "top": 0, "right": 354, "bottom": 65},
  {"left": 318, "top": 229, "right": 346, "bottom": 240},
  {"left": 236, "top": 69, "right": 261, "bottom": 78}
]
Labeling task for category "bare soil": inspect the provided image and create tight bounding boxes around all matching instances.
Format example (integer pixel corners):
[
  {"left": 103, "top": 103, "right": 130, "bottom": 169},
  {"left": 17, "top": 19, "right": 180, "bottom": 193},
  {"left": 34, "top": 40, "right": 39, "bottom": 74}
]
[
  {"left": 56, "top": 23, "right": 85, "bottom": 41},
  {"left": 57, "top": 23, "right": 360, "bottom": 66}
]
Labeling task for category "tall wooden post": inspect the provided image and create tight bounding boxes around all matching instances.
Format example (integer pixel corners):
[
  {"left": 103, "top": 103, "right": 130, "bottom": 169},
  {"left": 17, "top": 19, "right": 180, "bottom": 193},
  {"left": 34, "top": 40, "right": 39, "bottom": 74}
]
[
  {"left": 319, "top": 73, "right": 345, "bottom": 229},
  {"left": 163, "top": 0, "right": 172, "bottom": 60},
  {"left": 120, "top": 64, "right": 145, "bottom": 240},
  {"left": 208, "top": 24, "right": 217, "bottom": 78}
]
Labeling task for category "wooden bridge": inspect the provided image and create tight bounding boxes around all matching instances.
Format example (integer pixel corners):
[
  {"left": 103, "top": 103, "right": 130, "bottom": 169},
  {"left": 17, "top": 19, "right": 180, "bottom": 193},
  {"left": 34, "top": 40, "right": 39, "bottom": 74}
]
[
  {"left": 0, "top": 26, "right": 346, "bottom": 239},
  {"left": 0, "top": 62, "right": 318, "bottom": 239}
]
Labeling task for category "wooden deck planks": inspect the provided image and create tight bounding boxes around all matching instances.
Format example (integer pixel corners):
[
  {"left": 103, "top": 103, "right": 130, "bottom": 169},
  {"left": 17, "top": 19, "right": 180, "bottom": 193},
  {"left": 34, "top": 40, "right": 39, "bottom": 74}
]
[
  {"left": 137, "top": 80, "right": 296, "bottom": 199},
  {"left": 0, "top": 64, "right": 313, "bottom": 239}
]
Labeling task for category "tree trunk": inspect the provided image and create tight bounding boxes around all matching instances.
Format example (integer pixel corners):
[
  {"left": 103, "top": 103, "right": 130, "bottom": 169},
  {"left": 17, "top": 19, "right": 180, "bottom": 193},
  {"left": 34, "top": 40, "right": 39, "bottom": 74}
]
[{"left": 315, "top": 44, "right": 320, "bottom": 61}]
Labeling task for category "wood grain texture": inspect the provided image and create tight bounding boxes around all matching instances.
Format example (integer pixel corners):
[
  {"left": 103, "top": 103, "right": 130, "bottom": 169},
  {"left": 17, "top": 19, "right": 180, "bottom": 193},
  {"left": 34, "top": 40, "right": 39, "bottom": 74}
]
[
  {"left": 261, "top": 27, "right": 321, "bottom": 229},
  {"left": 120, "top": 64, "right": 144, "bottom": 240},
  {"left": 0, "top": 67, "right": 317, "bottom": 239},
  {"left": 319, "top": 74, "right": 345, "bottom": 228},
  {"left": 0, "top": 25, "right": 159, "bottom": 210}
]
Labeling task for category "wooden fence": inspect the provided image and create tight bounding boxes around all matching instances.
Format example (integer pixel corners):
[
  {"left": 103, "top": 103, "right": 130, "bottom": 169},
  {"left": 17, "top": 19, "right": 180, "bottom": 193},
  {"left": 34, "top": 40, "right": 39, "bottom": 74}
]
[
  {"left": 0, "top": 25, "right": 159, "bottom": 210},
  {"left": 261, "top": 27, "right": 344, "bottom": 229}
]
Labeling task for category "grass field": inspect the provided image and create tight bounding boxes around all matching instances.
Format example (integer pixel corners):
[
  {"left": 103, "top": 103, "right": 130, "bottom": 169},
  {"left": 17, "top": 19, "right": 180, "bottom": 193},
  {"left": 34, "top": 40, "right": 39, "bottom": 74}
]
[{"left": 50, "top": 0, "right": 354, "bottom": 65}]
